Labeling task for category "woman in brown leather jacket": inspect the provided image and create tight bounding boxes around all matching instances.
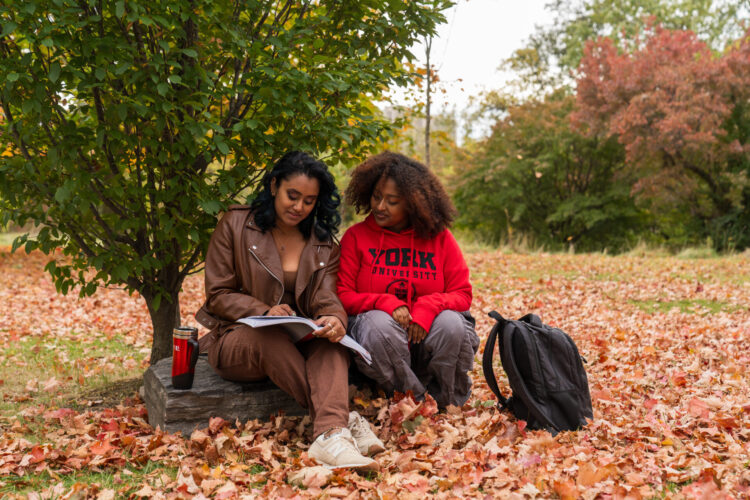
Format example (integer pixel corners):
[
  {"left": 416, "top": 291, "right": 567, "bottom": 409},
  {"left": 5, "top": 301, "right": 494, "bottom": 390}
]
[{"left": 196, "top": 152, "right": 383, "bottom": 471}]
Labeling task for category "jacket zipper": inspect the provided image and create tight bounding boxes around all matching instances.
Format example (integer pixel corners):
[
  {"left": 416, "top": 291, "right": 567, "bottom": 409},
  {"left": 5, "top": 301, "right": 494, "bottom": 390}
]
[{"left": 248, "top": 248, "right": 284, "bottom": 305}]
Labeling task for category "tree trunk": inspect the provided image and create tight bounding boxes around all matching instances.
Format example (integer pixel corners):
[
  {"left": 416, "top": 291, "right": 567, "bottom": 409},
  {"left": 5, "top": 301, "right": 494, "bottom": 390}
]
[
  {"left": 145, "top": 289, "right": 182, "bottom": 365},
  {"left": 424, "top": 36, "right": 432, "bottom": 168}
]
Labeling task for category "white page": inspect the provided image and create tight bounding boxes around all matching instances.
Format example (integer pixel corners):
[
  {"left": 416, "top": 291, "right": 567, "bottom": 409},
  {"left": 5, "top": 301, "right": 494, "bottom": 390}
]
[{"left": 236, "top": 315, "right": 372, "bottom": 365}]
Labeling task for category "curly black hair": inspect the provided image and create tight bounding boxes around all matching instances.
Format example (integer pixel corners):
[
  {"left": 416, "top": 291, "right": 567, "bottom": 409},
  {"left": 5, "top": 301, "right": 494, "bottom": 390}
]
[
  {"left": 251, "top": 151, "right": 341, "bottom": 240},
  {"left": 345, "top": 151, "right": 456, "bottom": 239}
]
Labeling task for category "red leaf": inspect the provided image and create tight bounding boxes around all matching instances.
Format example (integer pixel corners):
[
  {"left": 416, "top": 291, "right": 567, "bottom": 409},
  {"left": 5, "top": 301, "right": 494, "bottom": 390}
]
[
  {"left": 102, "top": 419, "right": 120, "bottom": 433},
  {"left": 670, "top": 371, "right": 688, "bottom": 387},
  {"left": 688, "top": 397, "right": 710, "bottom": 419},
  {"left": 208, "top": 417, "right": 228, "bottom": 434},
  {"left": 90, "top": 440, "right": 115, "bottom": 455}
]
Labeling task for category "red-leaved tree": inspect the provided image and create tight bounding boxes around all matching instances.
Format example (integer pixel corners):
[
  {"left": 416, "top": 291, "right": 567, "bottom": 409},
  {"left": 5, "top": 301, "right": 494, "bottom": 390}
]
[{"left": 573, "top": 25, "right": 750, "bottom": 239}]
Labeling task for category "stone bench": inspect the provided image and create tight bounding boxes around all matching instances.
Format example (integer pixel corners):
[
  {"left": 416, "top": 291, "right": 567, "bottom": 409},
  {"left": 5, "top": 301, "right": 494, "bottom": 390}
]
[{"left": 142, "top": 356, "right": 305, "bottom": 436}]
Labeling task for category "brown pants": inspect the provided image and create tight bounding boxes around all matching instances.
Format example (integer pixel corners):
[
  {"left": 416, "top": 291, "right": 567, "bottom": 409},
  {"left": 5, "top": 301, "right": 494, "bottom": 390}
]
[{"left": 207, "top": 325, "right": 350, "bottom": 438}]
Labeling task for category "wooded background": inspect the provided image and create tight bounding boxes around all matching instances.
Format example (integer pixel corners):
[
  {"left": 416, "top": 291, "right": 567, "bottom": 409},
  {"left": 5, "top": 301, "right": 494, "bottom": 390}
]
[{"left": 392, "top": 0, "right": 750, "bottom": 254}]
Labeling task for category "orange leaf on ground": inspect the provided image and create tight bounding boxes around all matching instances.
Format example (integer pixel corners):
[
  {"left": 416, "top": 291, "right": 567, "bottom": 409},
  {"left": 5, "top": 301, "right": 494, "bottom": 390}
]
[
  {"left": 90, "top": 440, "right": 115, "bottom": 456},
  {"left": 688, "top": 397, "right": 710, "bottom": 418},
  {"left": 553, "top": 480, "right": 579, "bottom": 500}
]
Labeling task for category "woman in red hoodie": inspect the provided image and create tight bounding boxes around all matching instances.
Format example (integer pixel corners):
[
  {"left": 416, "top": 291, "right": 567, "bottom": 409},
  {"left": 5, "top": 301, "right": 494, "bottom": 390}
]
[{"left": 338, "top": 152, "right": 479, "bottom": 408}]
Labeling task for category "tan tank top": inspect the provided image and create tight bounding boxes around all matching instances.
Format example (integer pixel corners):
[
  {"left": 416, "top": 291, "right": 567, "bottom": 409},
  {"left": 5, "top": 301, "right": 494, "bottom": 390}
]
[{"left": 281, "top": 270, "right": 299, "bottom": 314}]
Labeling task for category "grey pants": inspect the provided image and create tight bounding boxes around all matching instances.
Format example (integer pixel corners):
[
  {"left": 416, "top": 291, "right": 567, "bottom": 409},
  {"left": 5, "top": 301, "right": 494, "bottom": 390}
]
[{"left": 348, "top": 310, "right": 480, "bottom": 408}]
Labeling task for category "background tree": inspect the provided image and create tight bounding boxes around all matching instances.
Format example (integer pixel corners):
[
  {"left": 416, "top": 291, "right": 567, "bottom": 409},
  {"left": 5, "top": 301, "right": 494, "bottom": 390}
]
[
  {"left": 454, "top": 1, "right": 750, "bottom": 251},
  {"left": 574, "top": 26, "right": 750, "bottom": 248},
  {"left": 453, "top": 92, "right": 644, "bottom": 251},
  {"left": 505, "top": 0, "right": 750, "bottom": 92},
  {"left": 0, "top": 0, "right": 452, "bottom": 363}
]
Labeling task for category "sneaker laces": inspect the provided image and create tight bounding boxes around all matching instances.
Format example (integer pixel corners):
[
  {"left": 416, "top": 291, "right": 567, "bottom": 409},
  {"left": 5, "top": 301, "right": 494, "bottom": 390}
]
[
  {"left": 349, "top": 414, "right": 371, "bottom": 436},
  {"left": 323, "top": 428, "right": 357, "bottom": 446}
]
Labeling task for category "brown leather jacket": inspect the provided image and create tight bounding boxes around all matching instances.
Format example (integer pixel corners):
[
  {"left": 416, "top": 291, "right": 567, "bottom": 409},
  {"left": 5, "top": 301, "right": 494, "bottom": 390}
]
[{"left": 196, "top": 206, "right": 347, "bottom": 353}]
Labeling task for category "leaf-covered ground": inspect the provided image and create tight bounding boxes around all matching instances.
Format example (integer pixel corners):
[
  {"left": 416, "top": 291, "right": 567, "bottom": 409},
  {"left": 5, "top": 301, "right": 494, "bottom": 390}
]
[{"left": 1, "top": 248, "right": 749, "bottom": 498}]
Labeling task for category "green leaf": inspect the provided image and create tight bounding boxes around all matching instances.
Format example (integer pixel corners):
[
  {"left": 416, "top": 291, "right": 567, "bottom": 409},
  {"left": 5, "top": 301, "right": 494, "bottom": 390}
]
[
  {"left": 1, "top": 21, "right": 18, "bottom": 37},
  {"left": 54, "top": 184, "right": 71, "bottom": 203},
  {"left": 112, "top": 264, "right": 129, "bottom": 282},
  {"left": 11, "top": 234, "right": 27, "bottom": 253},
  {"left": 402, "top": 416, "right": 424, "bottom": 433},
  {"left": 200, "top": 199, "right": 222, "bottom": 215},
  {"left": 151, "top": 293, "right": 162, "bottom": 312},
  {"left": 215, "top": 138, "right": 230, "bottom": 155},
  {"left": 157, "top": 82, "right": 169, "bottom": 96},
  {"left": 115, "top": 0, "right": 125, "bottom": 18},
  {"left": 49, "top": 62, "right": 61, "bottom": 83},
  {"left": 182, "top": 48, "right": 198, "bottom": 58}
]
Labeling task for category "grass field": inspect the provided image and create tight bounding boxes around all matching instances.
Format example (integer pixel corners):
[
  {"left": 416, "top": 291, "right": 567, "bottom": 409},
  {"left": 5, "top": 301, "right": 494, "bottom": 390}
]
[{"left": 0, "top": 245, "right": 748, "bottom": 498}]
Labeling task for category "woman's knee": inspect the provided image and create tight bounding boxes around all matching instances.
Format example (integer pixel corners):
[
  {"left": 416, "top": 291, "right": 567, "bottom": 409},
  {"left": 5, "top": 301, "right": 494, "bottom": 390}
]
[
  {"left": 218, "top": 325, "right": 297, "bottom": 363},
  {"left": 428, "top": 311, "right": 467, "bottom": 342},
  {"left": 423, "top": 311, "right": 478, "bottom": 361},
  {"left": 352, "top": 310, "right": 405, "bottom": 346},
  {"left": 303, "top": 338, "right": 350, "bottom": 366}
]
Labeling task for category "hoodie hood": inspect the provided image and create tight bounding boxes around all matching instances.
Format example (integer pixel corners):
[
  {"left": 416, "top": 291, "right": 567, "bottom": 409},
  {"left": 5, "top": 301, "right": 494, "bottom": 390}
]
[{"left": 364, "top": 213, "right": 415, "bottom": 237}]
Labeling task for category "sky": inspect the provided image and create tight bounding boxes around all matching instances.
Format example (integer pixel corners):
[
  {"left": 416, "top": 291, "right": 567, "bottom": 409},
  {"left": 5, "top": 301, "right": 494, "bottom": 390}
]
[{"left": 387, "top": 0, "right": 555, "bottom": 116}]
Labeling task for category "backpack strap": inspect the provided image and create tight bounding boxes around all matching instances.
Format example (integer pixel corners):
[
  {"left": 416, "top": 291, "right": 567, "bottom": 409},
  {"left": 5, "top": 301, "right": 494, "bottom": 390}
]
[
  {"left": 500, "top": 320, "right": 559, "bottom": 433},
  {"left": 483, "top": 311, "right": 509, "bottom": 408},
  {"left": 518, "top": 313, "right": 543, "bottom": 327}
]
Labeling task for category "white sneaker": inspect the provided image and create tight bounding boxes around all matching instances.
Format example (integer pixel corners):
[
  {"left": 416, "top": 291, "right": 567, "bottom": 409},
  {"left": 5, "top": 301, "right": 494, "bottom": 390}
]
[
  {"left": 348, "top": 411, "right": 386, "bottom": 456},
  {"left": 308, "top": 428, "right": 379, "bottom": 471}
]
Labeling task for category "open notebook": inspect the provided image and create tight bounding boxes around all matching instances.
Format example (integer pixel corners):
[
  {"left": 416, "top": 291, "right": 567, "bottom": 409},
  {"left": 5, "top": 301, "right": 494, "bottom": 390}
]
[{"left": 237, "top": 316, "right": 372, "bottom": 365}]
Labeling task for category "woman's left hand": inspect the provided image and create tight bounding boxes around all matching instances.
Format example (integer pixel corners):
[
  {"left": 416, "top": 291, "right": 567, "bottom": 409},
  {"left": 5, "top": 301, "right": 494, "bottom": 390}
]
[
  {"left": 407, "top": 323, "right": 428, "bottom": 344},
  {"left": 314, "top": 316, "right": 346, "bottom": 343}
]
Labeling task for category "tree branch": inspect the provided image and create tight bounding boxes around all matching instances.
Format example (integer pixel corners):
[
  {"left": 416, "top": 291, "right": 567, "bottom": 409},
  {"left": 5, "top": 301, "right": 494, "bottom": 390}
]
[{"left": 0, "top": 99, "right": 34, "bottom": 161}]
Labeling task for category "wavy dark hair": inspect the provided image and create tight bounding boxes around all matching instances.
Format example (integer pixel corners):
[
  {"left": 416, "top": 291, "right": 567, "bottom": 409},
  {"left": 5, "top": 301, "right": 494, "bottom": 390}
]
[
  {"left": 345, "top": 151, "right": 456, "bottom": 239},
  {"left": 251, "top": 151, "right": 341, "bottom": 240}
]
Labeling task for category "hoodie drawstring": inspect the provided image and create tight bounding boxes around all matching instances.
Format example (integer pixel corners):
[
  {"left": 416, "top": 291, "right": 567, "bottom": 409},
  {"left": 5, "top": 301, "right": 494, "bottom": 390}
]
[
  {"left": 370, "top": 229, "right": 385, "bottom": 294},
  {"left": 407, "top": 232, "right": 414, "bottom": 310}
]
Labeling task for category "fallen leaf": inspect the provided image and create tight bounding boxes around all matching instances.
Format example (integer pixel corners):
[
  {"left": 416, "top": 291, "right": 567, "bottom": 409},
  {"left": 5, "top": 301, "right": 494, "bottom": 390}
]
[{"left": 287, "top": 466, "right": 332, "bottom": 488}]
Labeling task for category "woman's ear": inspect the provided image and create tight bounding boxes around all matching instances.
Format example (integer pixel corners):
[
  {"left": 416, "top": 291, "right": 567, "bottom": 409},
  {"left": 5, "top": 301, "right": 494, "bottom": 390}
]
[{"left": 270, "top": 178, "right": 277, "bottom": 197}]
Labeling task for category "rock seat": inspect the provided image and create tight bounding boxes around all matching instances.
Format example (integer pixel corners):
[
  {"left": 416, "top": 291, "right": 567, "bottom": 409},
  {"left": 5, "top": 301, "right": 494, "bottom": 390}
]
[{"left": 142, "top": 356, "right": 305, "bottom": 436}]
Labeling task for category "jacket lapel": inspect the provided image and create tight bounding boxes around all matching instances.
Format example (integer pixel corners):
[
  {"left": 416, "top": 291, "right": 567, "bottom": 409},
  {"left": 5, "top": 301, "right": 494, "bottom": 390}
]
[
  {"left": 245, "top": 215, "right": 283, "bottom": 283},
  {"left": 295, "top": 233, "right": 332, "bottom": 299}
]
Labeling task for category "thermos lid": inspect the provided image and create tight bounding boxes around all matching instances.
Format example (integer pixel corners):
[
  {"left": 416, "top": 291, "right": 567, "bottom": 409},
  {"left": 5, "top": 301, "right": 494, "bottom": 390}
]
[{"left": 173, "top": 326, "right": 198, "bottom": 339}]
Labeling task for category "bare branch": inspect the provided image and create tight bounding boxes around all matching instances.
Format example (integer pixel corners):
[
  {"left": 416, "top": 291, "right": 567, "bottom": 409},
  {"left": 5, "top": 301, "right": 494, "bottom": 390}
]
[{"left": 88, "top": 202, "right": 137, "bottom": 247}]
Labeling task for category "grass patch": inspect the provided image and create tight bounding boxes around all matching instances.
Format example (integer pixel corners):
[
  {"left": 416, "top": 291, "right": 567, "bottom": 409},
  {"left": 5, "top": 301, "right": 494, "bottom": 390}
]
[
  {"left": 63, "top": 377, "right": 143, "bottom": 411},
  {"left": 628, "top": 298, "right": 743, "bottom": 315},
  {"left": 0, "top": 460, "right": 177, "bottom": 496},
  {"left": 0, "top": 334, "right": 145, "bottom": 417},
  {"left": 646, "top": 478, "right": 697, "bottom": 499},
  {"left": 676, "top": 245, "right": 719, "bottom": 259},
  {"left": 454, "top": 229, "right": 547, "bottom": 255}
]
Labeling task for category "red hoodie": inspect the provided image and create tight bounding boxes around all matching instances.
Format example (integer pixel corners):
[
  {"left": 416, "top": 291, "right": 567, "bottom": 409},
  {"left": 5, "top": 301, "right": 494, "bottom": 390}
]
[{"left": 337, "top": 214, "right": 472, "bottom": 332}]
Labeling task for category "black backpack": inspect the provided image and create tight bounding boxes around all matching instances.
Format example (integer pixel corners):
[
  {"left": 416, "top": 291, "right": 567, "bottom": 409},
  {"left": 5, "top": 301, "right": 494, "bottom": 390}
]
[{"left": 482, "top": 310, "right": 593, "bottom": 435}]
